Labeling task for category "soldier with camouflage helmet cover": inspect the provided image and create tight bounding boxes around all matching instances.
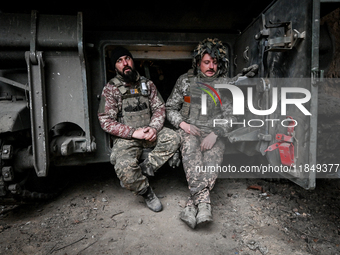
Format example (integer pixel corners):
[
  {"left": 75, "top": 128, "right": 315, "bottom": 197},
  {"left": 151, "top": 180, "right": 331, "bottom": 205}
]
[
  {"left": 166, "top": 38, "right": 257, "bottom": 228},
  {"left": 98, "top": 46, "right": 180, "bottom": 212}
]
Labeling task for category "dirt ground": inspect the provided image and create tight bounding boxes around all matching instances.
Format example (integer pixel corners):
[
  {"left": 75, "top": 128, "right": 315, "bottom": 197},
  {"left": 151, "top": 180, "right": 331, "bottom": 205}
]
[{"left": 1, "top": 160, "right": 340, "bottom": 255}]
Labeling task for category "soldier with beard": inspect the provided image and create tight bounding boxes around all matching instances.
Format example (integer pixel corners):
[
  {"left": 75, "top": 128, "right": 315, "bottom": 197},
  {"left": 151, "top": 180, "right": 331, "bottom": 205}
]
[
  {"left": 166, "top": 38, "right": 257, "bottom": 228},
  {"left": 98, "top": 47, "right": 180, "bottom": 212}
]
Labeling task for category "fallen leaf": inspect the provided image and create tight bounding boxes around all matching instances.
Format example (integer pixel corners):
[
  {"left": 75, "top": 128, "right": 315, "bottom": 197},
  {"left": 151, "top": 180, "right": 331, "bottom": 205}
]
[{"left": 247, "top": 185, "right": 265, "bottom": 193}]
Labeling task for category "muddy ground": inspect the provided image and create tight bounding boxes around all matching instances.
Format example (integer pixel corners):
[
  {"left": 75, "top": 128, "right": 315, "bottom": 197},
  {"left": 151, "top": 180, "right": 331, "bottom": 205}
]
[{"left": 0, "top": 159, "right": 340, "bottom": 255}]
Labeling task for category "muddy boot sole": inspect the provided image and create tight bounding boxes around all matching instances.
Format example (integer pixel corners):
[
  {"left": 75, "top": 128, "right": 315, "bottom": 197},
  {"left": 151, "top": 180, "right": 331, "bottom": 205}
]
[{"left": 196, "top": 214, "right": 213, "bottom": 225}]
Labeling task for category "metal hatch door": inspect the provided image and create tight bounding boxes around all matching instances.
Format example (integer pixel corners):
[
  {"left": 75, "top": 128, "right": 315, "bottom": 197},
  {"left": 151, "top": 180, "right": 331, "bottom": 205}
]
[{"left": 231, "top": 0, "right": 321, "bottom": 189}]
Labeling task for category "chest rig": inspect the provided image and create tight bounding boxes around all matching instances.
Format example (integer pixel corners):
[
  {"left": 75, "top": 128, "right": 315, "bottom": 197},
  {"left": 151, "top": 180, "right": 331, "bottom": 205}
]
[
  {"left": 110, "top": 77, "right": 151, "bottom": 128},
  {"left": 180, "top": 70, "right": 222, "bottom": 129}
]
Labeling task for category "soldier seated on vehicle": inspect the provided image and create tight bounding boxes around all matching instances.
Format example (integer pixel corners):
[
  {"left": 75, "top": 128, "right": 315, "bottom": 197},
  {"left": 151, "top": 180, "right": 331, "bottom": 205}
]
[
  {"left": 98, "top": 47, "right": 180, "bottom": 212},
  {"left": 166, "top": 38, "right": 258, "bottom": 228}
]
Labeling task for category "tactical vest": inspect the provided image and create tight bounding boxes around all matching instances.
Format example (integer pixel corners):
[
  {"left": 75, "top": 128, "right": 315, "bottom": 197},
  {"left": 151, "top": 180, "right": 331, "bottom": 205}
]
[
  {"left": 110, "top": 77, "right": 151, "bottom": 129},
  {"left": 180, "top": 70, "right": 222, "bottom": 130}
]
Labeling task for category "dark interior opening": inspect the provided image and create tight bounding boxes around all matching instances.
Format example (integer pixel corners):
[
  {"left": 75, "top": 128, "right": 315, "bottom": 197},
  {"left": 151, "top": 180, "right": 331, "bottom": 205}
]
[{"left": 134, "top": 60, "right": 192, "bottom": 102}]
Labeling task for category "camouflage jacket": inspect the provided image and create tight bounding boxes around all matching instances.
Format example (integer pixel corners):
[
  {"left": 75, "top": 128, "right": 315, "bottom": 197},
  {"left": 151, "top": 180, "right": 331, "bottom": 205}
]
[
  {"left": 165, "top": 72, "right": 236, "bottom": 136},
  {"left": 98, "top": 74, "right": 165, "bottom": 139}
]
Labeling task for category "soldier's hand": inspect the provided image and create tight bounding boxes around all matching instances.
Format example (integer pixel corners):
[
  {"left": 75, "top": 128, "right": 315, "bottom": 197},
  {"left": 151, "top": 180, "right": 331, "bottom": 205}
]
[
  {"left": 179, "top": 122, "right": 201, "bottom": 136},
  {"left": 200, "top": 132, "right": 218, "bottom": 151},
  {"left": 143, "top": 127, "right": 157, "bottom": 142},
  {"left": 132, "top": 128, "right": 147, "bottom": 140}
]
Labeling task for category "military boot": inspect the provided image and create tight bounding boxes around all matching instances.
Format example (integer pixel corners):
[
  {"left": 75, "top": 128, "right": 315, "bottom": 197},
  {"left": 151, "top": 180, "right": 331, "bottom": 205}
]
[
  {"left": 139, "top": 159, "right": 154, "bottom": 177},
  {"left": 139, "top": 186, "right": 162, "bottom": 212},
  {"left": 196, "top": 203, "right": 213, "bottom": 225},
  {"left": 179, "top": 206, "right": 197, "bottom": 229}
]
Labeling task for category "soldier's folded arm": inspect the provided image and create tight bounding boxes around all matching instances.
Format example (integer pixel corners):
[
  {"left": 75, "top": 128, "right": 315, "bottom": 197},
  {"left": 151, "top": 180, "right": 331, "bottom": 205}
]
[{"left": 97, "top": 86, "right": 136, "bottom": 139}]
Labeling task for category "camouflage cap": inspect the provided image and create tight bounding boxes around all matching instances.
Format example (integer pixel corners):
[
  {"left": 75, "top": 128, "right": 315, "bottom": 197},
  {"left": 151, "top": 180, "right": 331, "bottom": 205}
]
[{"left": 192, "top": 38, "right": 229, "bottom": 77}]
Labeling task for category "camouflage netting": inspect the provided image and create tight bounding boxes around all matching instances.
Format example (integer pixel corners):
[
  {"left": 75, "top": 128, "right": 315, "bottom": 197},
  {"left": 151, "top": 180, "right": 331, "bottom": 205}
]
[{"left": 192, "top": 38, "right": 229, "bottom": 77}]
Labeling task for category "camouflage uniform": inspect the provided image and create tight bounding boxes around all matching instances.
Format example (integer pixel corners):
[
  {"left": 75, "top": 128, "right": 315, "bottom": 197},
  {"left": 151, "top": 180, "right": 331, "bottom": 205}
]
[
  {"left": 110, "top": 127, "right": 178, "bottom": 194},
  {"left": 166, "top": 71, "right": 235, "bottom": 206},
  {"left": 98, "top": 72, "right": 180, "bottom": 194},
  {"left": 178, "top": 129, "right": 225, "bottom": 206},
  {"left": 167, "top": 38, "right": 258, "bottom": 226}
]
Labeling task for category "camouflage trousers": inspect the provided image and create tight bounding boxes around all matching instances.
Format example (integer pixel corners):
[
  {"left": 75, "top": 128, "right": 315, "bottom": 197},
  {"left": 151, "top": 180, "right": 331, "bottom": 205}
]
[
  {"left": 110, "top": 127, "right": 180, "bottom": 194},
  {"left": 178, "top": 129, "right": 225, "bottom": 206}
]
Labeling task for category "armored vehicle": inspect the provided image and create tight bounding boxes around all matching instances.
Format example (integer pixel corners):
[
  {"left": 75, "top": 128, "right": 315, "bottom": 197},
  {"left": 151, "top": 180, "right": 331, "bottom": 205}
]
[{"left": 0, "top": 0, "right": 339, "bottom": 203}]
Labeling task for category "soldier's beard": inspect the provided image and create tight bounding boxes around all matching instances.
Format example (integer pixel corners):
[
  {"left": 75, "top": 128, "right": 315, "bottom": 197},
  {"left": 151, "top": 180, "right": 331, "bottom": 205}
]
[{"left": 118, "top": 67, "right": 138, "bottom": 83}]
